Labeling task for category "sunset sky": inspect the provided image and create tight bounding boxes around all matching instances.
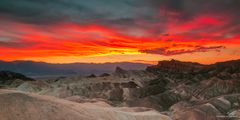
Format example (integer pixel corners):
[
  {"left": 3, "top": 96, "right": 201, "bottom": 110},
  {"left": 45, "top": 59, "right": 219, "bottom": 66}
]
[{"left": 0, "top": 0, "right": 239, "bottom": 64}]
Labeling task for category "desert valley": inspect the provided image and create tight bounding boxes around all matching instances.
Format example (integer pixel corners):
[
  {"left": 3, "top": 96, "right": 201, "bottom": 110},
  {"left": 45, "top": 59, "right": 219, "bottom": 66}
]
[{"left": 1, "top": 59, "right": 240, "bottom": 120}]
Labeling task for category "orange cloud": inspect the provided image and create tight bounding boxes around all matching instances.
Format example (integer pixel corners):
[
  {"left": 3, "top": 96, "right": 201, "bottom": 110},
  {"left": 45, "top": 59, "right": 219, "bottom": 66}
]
[{"left": 0, "top": 19, "right": 239, "bottom": 63}]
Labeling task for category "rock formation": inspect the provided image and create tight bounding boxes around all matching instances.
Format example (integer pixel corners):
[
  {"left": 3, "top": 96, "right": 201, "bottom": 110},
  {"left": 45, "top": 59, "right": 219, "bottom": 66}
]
[
  {"left": 1, "top": 59, "right": 240, "bottom": 120},
  {"left": 0, "top": 71, "right": 35, "bottom": 88}
]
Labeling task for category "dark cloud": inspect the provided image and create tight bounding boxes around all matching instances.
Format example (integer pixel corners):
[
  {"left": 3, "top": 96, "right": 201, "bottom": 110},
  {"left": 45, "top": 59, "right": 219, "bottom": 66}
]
[
  {"left": 146, "top": 0, "right": 240, "bottom": 39},
  {"left": 0, "top": 0, "right": 151, "bottom": 24},
  {"left": 148, "top": 0, "right": 240, "bottom": 17},
  {"left": 0, "top": 0, "right": 239, "bottom": 47},
  {"left": 149, "top": 0, "right": 185, "bottom": 12},
  {"left": 0, "top": 0, "right": 239, "bottom": 34},
  {"left": 0, "top": 40, "right": 33, "bottom": 48},
  {"left": 139, "top": 46, "right": 225, "bottom": 56}
]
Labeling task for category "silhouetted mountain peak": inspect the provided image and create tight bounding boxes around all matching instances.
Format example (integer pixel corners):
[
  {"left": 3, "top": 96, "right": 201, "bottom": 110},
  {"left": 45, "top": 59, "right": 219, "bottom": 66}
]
[
  {"left": 87, "top": 74, "right": 97, "bottom": 78},
  {"left": 115, "top": 66, "right": 126, "bottom": 73}
]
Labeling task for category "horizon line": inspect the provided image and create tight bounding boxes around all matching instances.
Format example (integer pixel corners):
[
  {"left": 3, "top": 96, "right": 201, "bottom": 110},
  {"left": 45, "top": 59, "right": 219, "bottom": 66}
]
[{"left": 1, "top": 59, "right": 240, "bottom": 65}]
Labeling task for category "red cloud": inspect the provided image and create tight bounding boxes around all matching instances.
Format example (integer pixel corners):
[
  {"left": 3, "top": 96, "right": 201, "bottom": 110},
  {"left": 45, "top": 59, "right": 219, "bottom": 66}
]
[{"left": 0, "top": 20, "right": 239, "bottom": 62}]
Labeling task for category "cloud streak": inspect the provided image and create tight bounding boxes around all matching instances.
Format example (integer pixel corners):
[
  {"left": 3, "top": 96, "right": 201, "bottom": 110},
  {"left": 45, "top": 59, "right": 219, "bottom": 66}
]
[{"left": 139, "top": 46, "right": 225, "bottom": 56}]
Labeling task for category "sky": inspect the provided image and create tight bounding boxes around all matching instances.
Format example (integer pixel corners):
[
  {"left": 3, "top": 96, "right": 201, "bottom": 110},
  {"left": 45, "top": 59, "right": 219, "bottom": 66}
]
[{"left": 0, "top": 0, "right": 239, "bottom": 64}]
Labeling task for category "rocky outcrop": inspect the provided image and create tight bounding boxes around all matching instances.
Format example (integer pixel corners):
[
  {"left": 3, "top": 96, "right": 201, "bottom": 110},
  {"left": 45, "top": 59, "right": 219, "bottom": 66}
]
[
  {"left": 147, "top": 59, "right": 240, "bottom": 81},
  {"left": 99, "top": 73, "right": 110, "bottom": 77},
  {"left": 114, "top": 67, "right": 130, "bottom": 78},
  {"left": 86, "top": 74, "right": 97, "bottom": 78},
  {"left": 146, "top": 59, "right": 204, "bottom": 74},
  {"left": 0, "top": 71, "right": 34, "bottom": 81},
  {"left": 170, "top": 94, "right": 240, "bottom": 120},
  {"left": 0, "top": 71, "right": 35, "bottom": 88},
  {"left": 42, "top": 80, "right": 140, "bottom": 102},
  {"left": 41, "top": 67, "right": 157, "bottom": 103},
  {"left": 191, "top": 78, "right": 240, "bottom": 99}
]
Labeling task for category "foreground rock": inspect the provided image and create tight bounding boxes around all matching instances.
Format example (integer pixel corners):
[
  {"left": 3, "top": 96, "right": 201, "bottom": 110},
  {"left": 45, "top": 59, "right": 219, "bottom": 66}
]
[{"left": 0, "top": 89, "right": 170, "bottom": 120}]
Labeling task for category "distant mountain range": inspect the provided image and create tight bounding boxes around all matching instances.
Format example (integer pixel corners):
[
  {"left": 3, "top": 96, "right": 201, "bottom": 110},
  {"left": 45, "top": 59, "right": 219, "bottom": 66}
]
[{"left": 0, "top": 60, "right": 151, "bottom": 76}]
